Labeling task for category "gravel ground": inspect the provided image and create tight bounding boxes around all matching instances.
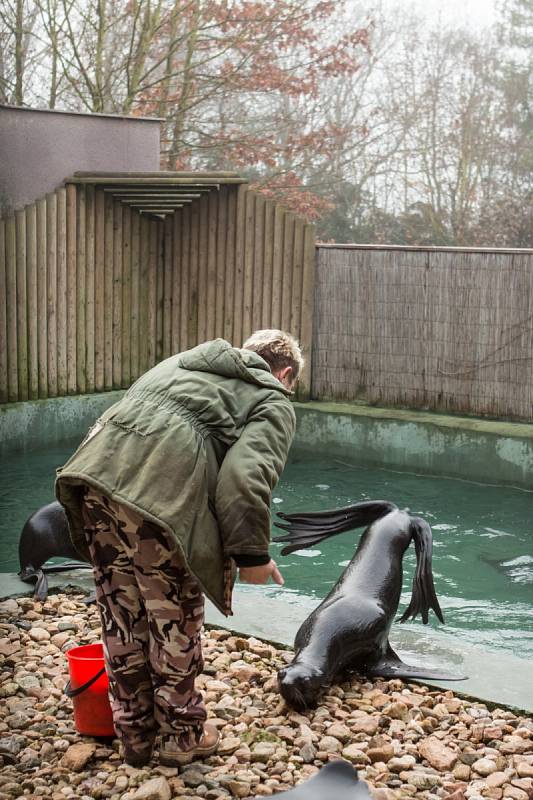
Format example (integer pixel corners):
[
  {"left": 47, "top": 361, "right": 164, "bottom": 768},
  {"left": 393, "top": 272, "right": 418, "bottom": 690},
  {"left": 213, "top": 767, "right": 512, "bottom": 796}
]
[{"left": 0, "top": 590, "right": 531, "bottom": 800}]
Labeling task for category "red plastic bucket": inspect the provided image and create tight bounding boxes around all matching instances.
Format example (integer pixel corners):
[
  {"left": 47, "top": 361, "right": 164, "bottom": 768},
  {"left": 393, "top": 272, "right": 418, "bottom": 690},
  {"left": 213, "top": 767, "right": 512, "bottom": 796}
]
[{"left": 65, "top": 643, "right": 115, "bottom": 737}]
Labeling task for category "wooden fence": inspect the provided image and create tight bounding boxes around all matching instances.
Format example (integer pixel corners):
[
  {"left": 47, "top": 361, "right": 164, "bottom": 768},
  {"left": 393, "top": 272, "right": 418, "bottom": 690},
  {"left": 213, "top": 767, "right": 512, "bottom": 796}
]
[
  {"left": 0, "top": 173, "right": 315, "bottom": 404},
  {"left": 313, "top": 245, "right": 533, "bottom": 421}
]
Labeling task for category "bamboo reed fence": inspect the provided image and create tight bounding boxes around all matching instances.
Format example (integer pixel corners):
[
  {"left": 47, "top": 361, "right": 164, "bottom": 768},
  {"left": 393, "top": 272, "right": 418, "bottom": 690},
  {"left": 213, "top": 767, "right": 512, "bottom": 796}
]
[
  {"left": 0, "top": 172, "right": 315, "bottom": 404},
  {"left": 313, "top": 245, "right": 533, "bottom": 421}
]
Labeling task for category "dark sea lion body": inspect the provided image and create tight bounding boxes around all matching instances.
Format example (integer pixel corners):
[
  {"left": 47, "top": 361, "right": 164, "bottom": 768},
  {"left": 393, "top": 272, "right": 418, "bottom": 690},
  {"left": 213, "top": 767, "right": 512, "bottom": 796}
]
[
  {"left": 252, "top": 760, "right": 370, "bottom": 800},
  {"left": 18, "top": 501, "right": 91, "bottom": 600},
  {"left": 274, "top": 501, "right": 465, "bottom": 709}
]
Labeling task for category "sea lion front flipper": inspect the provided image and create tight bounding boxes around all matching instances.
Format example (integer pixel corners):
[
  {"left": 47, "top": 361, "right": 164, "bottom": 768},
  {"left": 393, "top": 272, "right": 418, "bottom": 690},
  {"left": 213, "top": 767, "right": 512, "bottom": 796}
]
[
  {"left": 34, "top": 570, "right": 49, "bottom": 602},
  {"left": 366, "top": 643, "right": 468, "bottom": 681}
]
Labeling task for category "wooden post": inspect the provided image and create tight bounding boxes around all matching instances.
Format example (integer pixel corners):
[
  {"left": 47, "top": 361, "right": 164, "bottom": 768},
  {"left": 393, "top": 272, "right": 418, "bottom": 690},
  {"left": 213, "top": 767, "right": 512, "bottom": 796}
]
[
  {"left": 85, "top": 186, "right": 96, "bottom": 393},
  {"left": 121, "top": 205, "right": 132, "bottom": 387},
  {"left": 104, "top": 193, "right": 114, "bottom": 389},
  {"left": 290, "top": 218, "right": 305, "bottom": 337},
  {"left": 197, "top": 194, "right": 209, "bottom": 342},
  {"left": 36, "top": 198, "right": 48, "bottom": 398},
  {"left": 232, "top": 185, "right": 247, "bottom": 346},
  {"left": 242, "top": 191, "right": 255, "bottom": 341},
  {"left": 56, "top": 188, "right": 67, "bottom": 396},
  {"left": 163, "top": 215, "right": 173, "bottom": 359},
  {"left": 298, "top": 224, "right": 316, "bottom": 401},
  {"left": 147, "top": 219, "right": 158, "bottom": 367},
  {"left": 112, "top": 200, "right": 123, "bottom": 387},
  {"left": 46, "top": 193, "right": 58, "bottom": 397},
  {"left": 179, "top": 207, "right": 190, "bottom": 352},
  {"left": 188, "top": 201, "right": 200, "bottom": 346},
  {"left": 252, "top": 194, "right": 266, "bottom": 332},
  {"left": 76, "top": 187, "right": 87, "bottom": 394},
  {"left": 26, "top": 203, "right": 39, "bottom": 399},
  {"left": 5, "top": 216, "right": 17, "bottom": 401},
  {"left": 130, "top": 211, "right": 141, "bottom": 380},
  {"left": 223, "top": 187, "right": 237, "bottom": 344},
  {"left": 155, "top": 221, "right": 164, "bottom": 363},
  {"left": 172, "top": 210, "right": 183, "bottom": 353},
  {"left": 281, "top": 213, "right": 295, "bottom": 333},
  {"left": 271, "top": 205, "right": 284, "bottom": 330},
  {"left": 215, "top": 186, "right": 228, "bottom": 338},
  {"left": 16, "top": 209, "right": 28, "bottom": 400},
  {"left": 94, "top": 189, "right": 105, "bottom": 391},
  {"left": 262, "top": 200, "right": 275, "bottom": 328},
  {"left": 66, "top": 184, "right": 77, "bottom": 394},
  {"left": 0, "top": 220, "right": 7, "bottom": 403},
  {"left": 206, "top": 191, "right": 218, "bottom": 340}
]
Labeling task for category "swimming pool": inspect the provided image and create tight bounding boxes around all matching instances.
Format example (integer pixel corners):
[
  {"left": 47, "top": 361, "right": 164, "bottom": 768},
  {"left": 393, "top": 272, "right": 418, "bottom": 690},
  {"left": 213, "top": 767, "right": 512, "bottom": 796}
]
[{"left": 1, "top": 437, "right": 531, "bottom": 664}]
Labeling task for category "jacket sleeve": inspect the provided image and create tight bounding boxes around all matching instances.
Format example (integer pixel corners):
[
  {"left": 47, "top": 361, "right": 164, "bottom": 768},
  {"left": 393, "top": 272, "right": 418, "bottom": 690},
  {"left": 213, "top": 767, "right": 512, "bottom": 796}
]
[{"left": 215, "top": 396, "right": 296, "bottom": 557}]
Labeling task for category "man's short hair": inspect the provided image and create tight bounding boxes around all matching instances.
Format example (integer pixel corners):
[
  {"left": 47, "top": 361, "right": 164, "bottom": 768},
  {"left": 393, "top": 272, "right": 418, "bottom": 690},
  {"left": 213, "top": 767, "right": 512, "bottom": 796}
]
[{"left": 242, "top": 329, "right": 304, "bottom": 379}]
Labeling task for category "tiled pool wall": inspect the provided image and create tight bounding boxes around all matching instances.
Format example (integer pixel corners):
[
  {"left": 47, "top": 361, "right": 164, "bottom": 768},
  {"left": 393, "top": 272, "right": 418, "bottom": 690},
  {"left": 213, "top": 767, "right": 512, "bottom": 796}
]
[{"left": 1, "top": 394, "right": 532, "bottom": 489}]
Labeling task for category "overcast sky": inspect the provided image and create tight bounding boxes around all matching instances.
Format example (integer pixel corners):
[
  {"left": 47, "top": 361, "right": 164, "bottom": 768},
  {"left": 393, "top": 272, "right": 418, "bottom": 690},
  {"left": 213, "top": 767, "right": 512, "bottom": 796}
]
[{"left": 369, "top": 0, "right": 498, "bottom": 28}]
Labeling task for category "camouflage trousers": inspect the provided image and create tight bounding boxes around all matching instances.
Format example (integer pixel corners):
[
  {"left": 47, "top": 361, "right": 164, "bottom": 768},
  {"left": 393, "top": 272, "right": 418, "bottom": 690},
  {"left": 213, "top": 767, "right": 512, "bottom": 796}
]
[{"left": 80, "top": 486, "right": 206, "bottom": 755}]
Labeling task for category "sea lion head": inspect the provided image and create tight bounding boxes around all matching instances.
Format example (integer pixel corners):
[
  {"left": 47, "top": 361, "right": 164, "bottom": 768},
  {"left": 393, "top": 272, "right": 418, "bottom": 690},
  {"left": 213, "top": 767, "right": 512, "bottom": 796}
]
[{"left": 277, "top": 661, "right": 323, "bottom": 710}]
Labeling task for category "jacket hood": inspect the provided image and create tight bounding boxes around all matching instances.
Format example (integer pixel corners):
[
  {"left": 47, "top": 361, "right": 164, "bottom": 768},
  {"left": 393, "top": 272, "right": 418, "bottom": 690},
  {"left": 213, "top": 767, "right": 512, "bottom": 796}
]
[{"left": 178, "top": 339, "right": 292, "bottom": 395}]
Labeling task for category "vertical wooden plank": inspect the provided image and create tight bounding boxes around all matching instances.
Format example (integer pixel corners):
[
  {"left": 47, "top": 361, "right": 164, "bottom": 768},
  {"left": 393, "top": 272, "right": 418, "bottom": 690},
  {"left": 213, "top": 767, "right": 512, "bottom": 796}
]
[
  {"left": 15, "top": 209, "right": 28, "bottom": 400},
  {"left": 26, "top": 204, "right": 39, "bottom": 399},
  {"left": 223, "top": 187, "right": 237, "bottom": 343},
  {"left": 155, "top": 221, "right": 164, "bottom": 363},
  {"left": 5, "top": 216, "right": 18, "bottom": 401},
  {"left": 298, "top": 224, "right": 315, "bottom": 401},
  {"left": 94, "top": 189, "right": 105, "bottom": 391},
  {"left": 172, "top": 210, "right": 183, "bottom": 353},
  {"left": 147, "top": 219, "right": 158, "bottom": 367},
  {"left": 252, "top": 194, "right": 265, "bottom": 332},
  {"left": 85, "top": 186, "right": 96, "bottom": 393},
  {"left": 242, "top": 190, "right": 255, "bottom": 342},
  {"left": 281, "top": 213, "right": 295, "bottom": 333},
  {"left": 163, "top": 215, "right": 173, "bottom": 358},
  {"left": 262, "top": 200, "right": 275, "bottom": 328},
  {"left": 46, "top": 193, "right": 58, "bottom": 397},
  {"left": 103, "top": 193, "right": 114, "bottom": 390},
  {"left": 197, "top": 194, "right": 209, "bottom": 342},
  {"left": 66, "top": 185, "right": 77, "bottom": 394},
  {"left": 178, "top": 207, "right": 190, "bottom": 352},
  {"left": 139, "top": 216, "right": 150, "bottom": 374},
  {"left": 0, "top": 220, "right": 7, "bottom": 402},
  {"left": 121, "top": 205, "right": 132, "bottom": 387},
  {"left": 76, "top": 187, "right": 87, "bottom": 394},
  {"left": 206, "top": 191, "right": 218, "bottom": 340},
  {"left": 232, "top": 185, "right": 247, "bottom": 346},
  {"left": 270, "top": 205, "right": 284, "bottom": 330},
  {"left": 188, "top": 200, "right": 200, "bottom": 346},
  {"left": 36, "top": 198, "right": 48, "bottom": 398},
  {"left": 215, "top": 187, "right": 227, "bottom": 338},
  {"left": 290, "top": 217, "right": 305, "bottom": 337},
  {"left": 112, "top": 200, "right": 123, "bottom": 387},
  {"left": 130, "top": 210, "right": 141, "bottom": 380},
  {"left": 56, "top": 188, "right": 67, "bottom": 396}
]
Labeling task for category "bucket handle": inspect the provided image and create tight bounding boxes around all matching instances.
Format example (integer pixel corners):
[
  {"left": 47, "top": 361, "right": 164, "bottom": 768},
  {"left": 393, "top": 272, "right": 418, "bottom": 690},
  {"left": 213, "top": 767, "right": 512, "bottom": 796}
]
[{"left": 65, "top": 665, "right": 106, "bottom": 698}]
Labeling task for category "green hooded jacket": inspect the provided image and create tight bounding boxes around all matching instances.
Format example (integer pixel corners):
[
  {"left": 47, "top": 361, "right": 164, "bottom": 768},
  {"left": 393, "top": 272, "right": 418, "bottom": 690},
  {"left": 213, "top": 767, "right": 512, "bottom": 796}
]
[{"left": 55, "top": 339, "right": 296, "bottom": 615}]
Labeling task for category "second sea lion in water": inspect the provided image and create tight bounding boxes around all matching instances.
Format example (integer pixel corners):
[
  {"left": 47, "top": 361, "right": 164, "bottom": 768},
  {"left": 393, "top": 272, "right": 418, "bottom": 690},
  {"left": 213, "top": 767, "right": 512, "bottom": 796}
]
[{"left": 274, "top": 500, "right": 466, "bottom": 709}]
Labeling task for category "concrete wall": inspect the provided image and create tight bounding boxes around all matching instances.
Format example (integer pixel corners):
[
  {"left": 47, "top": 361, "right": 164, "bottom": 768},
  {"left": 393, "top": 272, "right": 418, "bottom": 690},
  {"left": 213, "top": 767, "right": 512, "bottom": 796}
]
[
  {"left": 0, "top": 105, "right": 161, "bottom": 214},
  {"left": 1, "top": 394, "right": 532, "bottom": 488}
]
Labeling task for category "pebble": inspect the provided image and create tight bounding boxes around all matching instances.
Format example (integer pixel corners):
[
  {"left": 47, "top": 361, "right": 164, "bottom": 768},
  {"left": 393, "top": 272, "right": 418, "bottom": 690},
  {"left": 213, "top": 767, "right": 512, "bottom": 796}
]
[{"left": 0, "top": 590, "right": 531, "bottom": 800}]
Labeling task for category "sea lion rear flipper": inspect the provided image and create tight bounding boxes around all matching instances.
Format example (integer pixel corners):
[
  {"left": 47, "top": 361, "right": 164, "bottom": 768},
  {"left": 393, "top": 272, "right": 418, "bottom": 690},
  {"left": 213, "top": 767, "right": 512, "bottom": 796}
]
[{"left": 366, "top": 642, "right": 467, "bottom": 681}]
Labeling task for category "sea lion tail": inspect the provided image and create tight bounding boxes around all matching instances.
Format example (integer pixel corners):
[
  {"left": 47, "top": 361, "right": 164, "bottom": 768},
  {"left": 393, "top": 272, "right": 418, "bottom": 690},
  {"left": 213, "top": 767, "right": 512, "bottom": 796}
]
[
  {"left": 273, "top": 500, "right": 397, "bottom": 555},
  {"left": 399, "top": 517, "right": 445, "bottom": 624}
]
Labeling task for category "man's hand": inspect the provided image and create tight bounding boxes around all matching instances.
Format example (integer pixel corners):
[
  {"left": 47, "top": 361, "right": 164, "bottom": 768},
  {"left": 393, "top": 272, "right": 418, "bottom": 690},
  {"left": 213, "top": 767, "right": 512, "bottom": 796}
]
[{"left": 238, "top": 559, "right": 284, "bottom": 586}]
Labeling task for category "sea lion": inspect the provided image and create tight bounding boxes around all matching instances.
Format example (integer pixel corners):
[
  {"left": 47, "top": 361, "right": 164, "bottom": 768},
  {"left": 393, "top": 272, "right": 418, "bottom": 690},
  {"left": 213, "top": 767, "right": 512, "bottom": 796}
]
[
  {"left": 18, "top": 501, "right": 91, "bottom": 601},
  {"left": 252, "top": 760, "right": 370, "bottom": 800},
  {"left": 273, "top": 500, "right": 466, "bottom": 709}
]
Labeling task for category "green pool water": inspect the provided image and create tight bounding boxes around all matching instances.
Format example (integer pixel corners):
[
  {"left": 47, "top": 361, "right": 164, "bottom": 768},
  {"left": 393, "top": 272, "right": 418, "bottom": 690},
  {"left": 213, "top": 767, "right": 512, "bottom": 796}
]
[{"left": 1, "top": 442, "right": 532, "bottom": 661}]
